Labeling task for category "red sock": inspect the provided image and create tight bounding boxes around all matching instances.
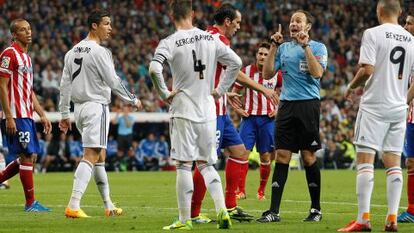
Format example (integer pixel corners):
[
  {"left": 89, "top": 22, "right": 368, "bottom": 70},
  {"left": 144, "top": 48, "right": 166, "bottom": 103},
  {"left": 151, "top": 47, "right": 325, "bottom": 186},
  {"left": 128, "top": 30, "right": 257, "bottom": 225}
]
[
  {"left": 407, "top": 172, "right": 414, "bottom": 214},
  {"left": 258, "top": 162, "right": 271, "bottom": 193},
  {"left": 19, "top": 162, "right": 35, "bottom": 206},
  {"left": 238, "top": 161, "right": 249, "bottom": 194},
  {"left": 0, "top": 159, "right": 20, "bottom": 183},
  {"left": 225, "top": 157, "right": 247, "bottom": 209},
  {"left": 191, "top": 167, "right": 206, "bottom": 218}
]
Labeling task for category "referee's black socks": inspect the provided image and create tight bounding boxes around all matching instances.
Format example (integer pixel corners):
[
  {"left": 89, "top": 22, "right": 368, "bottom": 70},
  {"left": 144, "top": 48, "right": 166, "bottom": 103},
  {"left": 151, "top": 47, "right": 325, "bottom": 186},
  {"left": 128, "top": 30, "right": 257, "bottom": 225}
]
[
  {"left": 269, "top": 163, "right": 289, "bottom": 214},
  {"left": 305, "top": 161, "right": 321, "bottom": 211}
]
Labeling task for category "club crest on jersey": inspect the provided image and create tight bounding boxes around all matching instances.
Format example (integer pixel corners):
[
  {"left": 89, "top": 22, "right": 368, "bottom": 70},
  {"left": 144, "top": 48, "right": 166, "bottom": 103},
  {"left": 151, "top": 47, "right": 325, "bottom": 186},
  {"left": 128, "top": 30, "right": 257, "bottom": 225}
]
[{"left": 1, "top": 56, "right": 10, "bottom": 68}]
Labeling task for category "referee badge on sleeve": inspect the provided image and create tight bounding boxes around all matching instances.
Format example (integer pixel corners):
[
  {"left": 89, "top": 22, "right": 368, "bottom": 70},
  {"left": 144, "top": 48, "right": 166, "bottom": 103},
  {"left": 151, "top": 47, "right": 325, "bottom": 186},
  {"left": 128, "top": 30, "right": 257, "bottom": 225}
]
[{"left": 1, "top": 56, "right": 10, "bottom": 68}]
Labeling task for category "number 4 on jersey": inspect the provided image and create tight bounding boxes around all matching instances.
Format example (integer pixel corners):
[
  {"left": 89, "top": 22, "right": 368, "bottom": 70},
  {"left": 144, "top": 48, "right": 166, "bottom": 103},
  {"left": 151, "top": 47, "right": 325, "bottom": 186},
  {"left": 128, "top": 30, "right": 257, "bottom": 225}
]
[{"left": 192, "top": 50, "right": 205, "bottom": 79}]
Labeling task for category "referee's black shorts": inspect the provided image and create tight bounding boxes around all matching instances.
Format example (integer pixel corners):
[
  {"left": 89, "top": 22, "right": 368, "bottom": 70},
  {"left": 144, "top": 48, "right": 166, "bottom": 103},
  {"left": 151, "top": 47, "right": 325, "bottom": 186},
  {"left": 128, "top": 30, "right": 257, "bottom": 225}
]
[{"left": 275, "top": 99, "right": 321, "bottom": 153}]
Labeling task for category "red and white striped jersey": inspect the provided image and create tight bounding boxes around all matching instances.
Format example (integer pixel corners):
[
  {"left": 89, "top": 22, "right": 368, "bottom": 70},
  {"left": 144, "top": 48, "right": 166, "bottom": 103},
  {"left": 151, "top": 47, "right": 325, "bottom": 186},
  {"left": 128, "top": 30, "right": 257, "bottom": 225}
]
[
  {"left": 235, "top": 64, "right": 282, "bottom": 115},
  {"left": 207, "top": 26, "right": 230, "bottom": 116},
  {"left": 0, "top": 42, "right": 34, "bottom": 119}
]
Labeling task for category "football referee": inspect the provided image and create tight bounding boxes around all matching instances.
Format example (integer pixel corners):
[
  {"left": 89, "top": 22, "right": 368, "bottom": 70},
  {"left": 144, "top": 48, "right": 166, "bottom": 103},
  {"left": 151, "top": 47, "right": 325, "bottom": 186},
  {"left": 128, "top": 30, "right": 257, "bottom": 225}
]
[{"left": 257, "top": 10, "right": 328, "bottom": 223}]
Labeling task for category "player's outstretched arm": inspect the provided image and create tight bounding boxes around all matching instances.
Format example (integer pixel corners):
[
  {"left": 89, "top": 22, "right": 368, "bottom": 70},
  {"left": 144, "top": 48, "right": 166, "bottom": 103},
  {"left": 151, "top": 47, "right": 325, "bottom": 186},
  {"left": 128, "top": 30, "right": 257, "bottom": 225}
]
[
  {"left": 263, "top": 24, "right": 283, "bottom": 80},
  {"left": 236, "top": 71, "right": 279, "bottom": 105},
  {"left": 33, "top": 92, "right": 52, "bottom": 134}
]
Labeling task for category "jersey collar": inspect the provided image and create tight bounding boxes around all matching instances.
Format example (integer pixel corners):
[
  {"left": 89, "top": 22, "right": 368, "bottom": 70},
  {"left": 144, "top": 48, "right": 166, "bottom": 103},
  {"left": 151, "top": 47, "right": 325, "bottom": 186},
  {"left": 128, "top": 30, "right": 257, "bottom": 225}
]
[
  {"left": 207, "top": 25, "right": 230, "bottom": 45},
  {"left": 11, "top": 42, "right": 24, "bottom": 53}
]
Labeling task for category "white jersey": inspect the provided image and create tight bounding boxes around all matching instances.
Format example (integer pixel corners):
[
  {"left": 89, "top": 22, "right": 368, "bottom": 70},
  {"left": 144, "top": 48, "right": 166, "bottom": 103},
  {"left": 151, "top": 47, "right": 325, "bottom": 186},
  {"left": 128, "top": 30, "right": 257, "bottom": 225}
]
[
  {"left": 59, "top": 39, "right": 138, "bottom": 119},
  {"left": 359, "top": 23, "right": 414, "bottom": 122},
  {"left": 150, "top": 27, "right": 241, "bottom": 122}
]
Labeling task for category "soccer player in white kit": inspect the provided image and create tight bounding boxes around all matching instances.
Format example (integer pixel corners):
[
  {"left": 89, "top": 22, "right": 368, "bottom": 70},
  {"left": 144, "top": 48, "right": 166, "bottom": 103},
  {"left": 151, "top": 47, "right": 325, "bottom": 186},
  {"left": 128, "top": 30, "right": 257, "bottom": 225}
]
[
  {"left": 148, "top": 0, "right": 242, "bottom": 230},
  {"left": 59, "top": 10, "right": 142, "bottom": 218},
  {"left": 338, "top": 1, "right": 414, "bottom": 232}
]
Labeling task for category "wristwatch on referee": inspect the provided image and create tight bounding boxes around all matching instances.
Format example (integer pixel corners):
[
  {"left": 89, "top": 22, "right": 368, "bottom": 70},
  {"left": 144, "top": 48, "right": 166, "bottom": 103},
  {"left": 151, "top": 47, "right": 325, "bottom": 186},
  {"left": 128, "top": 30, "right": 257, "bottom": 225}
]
[{"left": 302, "top": 43, "right": 310, "bottom": 49}]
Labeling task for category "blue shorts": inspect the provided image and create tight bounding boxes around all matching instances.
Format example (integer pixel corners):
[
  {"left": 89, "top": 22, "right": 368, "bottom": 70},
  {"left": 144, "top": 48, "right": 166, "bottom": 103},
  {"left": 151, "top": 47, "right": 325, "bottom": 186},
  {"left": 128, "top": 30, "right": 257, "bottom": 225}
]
[
  {"left": 404, "top": 123, "right": 414, "bottom": 157},
  {"left": 1, "top": 118, "right": 40, "bottom": 156},
  {"left": 216, "top": 115, "right": 243, "bottom": 155},
  {"left": 239, "top": 115, "right": 275, "bottom": 154}
]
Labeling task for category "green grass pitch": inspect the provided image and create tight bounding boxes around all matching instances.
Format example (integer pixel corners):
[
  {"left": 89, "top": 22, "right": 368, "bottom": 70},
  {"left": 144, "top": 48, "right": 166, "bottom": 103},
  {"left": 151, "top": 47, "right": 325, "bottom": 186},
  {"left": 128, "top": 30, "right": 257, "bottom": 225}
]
[{"left": 1, "top": 169, "right": 414, "bottom": 232}]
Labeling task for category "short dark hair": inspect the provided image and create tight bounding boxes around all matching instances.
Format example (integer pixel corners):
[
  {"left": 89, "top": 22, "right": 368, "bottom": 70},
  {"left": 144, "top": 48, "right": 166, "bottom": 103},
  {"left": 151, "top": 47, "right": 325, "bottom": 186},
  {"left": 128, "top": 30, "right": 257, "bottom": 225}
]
[
  {"left": 294, "top": 10, "right": 314, "bottom": 25},
  {"left": 9, "top": 18, "right": 28, "bottom": 34},
  {"left": 169, "top": 0, "right": 192, "bottom": 22},
  {"left": 258, "top": 41, "right": 271, "bottom": 50},
  {"left": 213, "top": 3, "right": 238, "bottom": 25},
  {"left": 87, "top": 9, "right": 110, "bottom": 30},
  {"left": 378, "top": 0, "right": 401, "bottom": 16}
]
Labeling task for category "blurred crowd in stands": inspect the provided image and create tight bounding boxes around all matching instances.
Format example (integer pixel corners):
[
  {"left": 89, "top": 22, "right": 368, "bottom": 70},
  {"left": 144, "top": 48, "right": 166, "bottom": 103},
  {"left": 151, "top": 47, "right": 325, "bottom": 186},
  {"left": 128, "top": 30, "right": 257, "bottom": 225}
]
[{"left": 1, "top": 0, "right": 413, "bottom": 171}]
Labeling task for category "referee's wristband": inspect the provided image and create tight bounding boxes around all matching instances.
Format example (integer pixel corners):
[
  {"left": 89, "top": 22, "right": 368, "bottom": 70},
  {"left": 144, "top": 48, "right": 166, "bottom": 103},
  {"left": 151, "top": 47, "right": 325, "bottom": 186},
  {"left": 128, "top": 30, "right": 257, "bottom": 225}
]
[{"left": 271, "top": 39, "right": 282, "bottom": 47}]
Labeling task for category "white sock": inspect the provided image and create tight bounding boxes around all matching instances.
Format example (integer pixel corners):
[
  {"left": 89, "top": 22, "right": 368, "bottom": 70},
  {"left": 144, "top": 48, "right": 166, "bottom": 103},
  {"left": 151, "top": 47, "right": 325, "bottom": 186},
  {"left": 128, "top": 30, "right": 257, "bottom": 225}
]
[
  {"left": 176, "top": 163, "right": 193, "bottom": 222},
  {"left": 68, "top": 160, "right": 93, "bottom": 210},
  {"left": 94, "top": 162, "right": 114, "bottom": 210},
  {"left": 386, "top": 166, "right": 403, "bottom": 221},
  {"left": 356, "top": 163, "right": 374, "bottom": 224},
  {"left": 199, "top": 164, "right": 226, "bottom": 213}
]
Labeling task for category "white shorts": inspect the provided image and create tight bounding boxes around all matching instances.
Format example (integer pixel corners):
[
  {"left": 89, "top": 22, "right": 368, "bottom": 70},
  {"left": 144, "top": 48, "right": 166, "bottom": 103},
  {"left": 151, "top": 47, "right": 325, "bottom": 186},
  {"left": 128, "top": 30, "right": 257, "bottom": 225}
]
[
  {"left": 170, "top": 117, "right": 217, "bottom": 164},
  {"left": 354, "top": 110, "right": 406, "bottom": 154},
  {"left": 74, "top": 102, "right": 110, "bottom": 148}
]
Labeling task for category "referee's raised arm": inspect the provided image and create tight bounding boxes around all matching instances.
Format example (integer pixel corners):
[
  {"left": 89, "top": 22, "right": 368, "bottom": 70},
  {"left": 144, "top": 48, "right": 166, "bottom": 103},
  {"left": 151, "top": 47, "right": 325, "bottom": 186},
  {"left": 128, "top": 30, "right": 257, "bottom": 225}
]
[{"left": 263, "top": 24, "right": 283, "bottom": 80}]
